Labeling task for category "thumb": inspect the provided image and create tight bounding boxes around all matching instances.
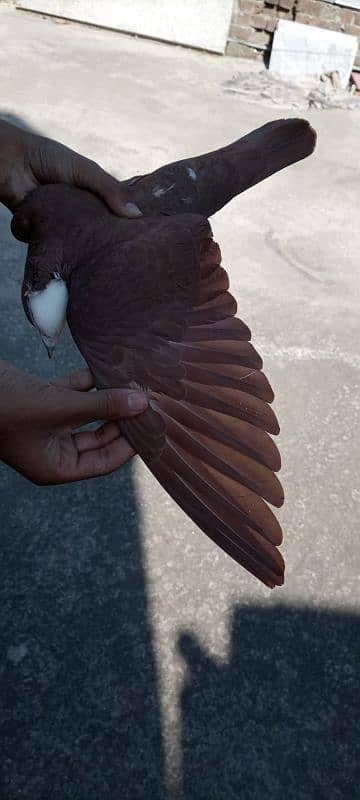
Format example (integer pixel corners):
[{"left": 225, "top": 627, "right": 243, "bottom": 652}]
[
  {"left": 73, "top": 155, "right": 142, "bottom": 218},
  {"left": 59, "top": 387, "right": 148, "bottom": 428}
]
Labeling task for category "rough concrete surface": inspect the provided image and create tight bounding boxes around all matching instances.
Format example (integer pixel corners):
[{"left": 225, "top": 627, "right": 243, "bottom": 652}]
[{"left": 0, "top": 8, "right": 359, "bottom": 800}]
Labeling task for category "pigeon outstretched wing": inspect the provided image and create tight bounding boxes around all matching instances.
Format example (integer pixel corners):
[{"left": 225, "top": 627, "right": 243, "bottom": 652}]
[
  {"left": 67, "top": 213, "right": 284, "bottom": 587},
  {"left": 121, "top": 118, "right": 316, "bottom": 218},
  {"left": 12, "top": 117, "right": 317, "bottom": 586}
]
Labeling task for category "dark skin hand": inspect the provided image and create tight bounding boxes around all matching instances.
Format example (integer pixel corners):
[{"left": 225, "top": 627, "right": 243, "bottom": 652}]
[
  {"left": 0, "top": 118, "right": 141, "bottom": 216},
  {"left": 0, "top": 119, "right": 144, "bottom": 483},
  {"left": 0, "top": 362, "right": 148, "bottom": 484}
]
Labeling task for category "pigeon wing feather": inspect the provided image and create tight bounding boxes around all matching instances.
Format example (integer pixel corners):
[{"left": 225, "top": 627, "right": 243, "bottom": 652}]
[{"left": 67, "top": 212, "right": 284, "bottom": 588}]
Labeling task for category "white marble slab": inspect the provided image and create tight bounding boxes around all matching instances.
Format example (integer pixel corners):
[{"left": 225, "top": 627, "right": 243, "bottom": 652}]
[
  {"left": 17, "top": 0, "right": 233, "bottom": 53},
  {"left": 269, "top": 19, "right": 357, "bottom": 88},
  {"left": 331, "top": 0, "right": 360, "bottom": 10}
]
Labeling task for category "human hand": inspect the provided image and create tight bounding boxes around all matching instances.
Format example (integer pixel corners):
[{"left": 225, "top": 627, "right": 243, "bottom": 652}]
[
  {"left": 0, "top": 119, "right": 141, "bottom": 218},
  {"left": 0, "top": 362, "right": 147, "bottom": 484}
]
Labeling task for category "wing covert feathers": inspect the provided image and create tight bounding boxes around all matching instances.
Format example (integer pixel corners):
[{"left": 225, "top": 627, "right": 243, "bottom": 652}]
[{"left": 121, "top": 229, "right": 284, "bottom": 588}]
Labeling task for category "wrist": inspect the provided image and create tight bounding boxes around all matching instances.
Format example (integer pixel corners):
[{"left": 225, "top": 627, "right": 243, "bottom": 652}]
[
  {"left": 0, "top": 121, "right": 33, "bottom": 211},
  {"left": 0, "top": 359, "right": 43, "bottom": 433}
]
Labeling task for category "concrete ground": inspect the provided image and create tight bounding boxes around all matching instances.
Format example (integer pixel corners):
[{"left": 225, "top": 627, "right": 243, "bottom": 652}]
[{"left": 0, "top": 7, "right": 359, "bottom": 800}]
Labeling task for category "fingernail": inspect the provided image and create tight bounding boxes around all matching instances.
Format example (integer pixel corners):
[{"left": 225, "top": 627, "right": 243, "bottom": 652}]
[
  {"left": 123, "top": 202, "right": 142, "bottom": 218},
  {"left": 128, "top": 392, "right": 147, "bottom": 411}
]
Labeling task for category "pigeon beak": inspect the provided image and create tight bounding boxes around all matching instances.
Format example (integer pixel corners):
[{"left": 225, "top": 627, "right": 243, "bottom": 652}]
[
  {"left": 46, "top": 343, "right": 55, "bottom": 360},
  {"left": 41, "top": 334, "right": 57, "bottom": 359}
]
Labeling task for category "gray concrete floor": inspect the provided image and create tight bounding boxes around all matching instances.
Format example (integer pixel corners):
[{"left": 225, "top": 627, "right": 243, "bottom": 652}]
[{"left": 0, "top": 7, "right": 359, "bottom": 800}]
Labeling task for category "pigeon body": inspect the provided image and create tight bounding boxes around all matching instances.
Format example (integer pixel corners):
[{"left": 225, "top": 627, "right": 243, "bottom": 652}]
[{"left": 13, "top": 118, "right": 316, "bottom": 587}]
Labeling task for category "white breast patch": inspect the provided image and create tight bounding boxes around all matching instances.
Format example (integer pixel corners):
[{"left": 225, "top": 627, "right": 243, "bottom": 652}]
[{"left": 28, "top": 275, "right": 68, "bottom": 338}]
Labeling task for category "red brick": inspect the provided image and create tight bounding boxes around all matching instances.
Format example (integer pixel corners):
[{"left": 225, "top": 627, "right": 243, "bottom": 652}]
[
  {"left": 232, "top": 8, "right": 246, "bottom": 23},
  {"left": 226, "top": 40, "right": 262, "bottom": 58},
  {"left": 318, "top": 18, "right": 343, "bottom": 31},
  {"left": 265, "top": 16, "right": 277, "bottom": 31},
  {"left": 277, "top": 0, "right": 294, "bottom": 10},
  {"left": 231, "top": 11, "right": 254, "bottom": 26},
  {"left": 296, "top": 15, "right": 340, "bottom": 32},
  {"left": 296, "top": 0, "right": 318, "bottom": 16},
  {"left": 229, "top": 22, "right": 255, "bottom": 40},
  {"left": 261, "top": 4, "right": 279, "bottom": 13},
  {"left": 320, "top": 3, "right": 341, "bottom": 24},
  {"left": 251, "top": 13, "right": 270, "bottom": 29},
  {"left": 250, "top": 28, "right": 271, "bottom": 45},
  {"left": 295, "top": 12, "right": 314, "bottom": 24},
  {"left": 235, "top": 0, "right": 265, "bottom": 12},
  {"left": 229, "top": 26, "right": 270, "bottom": 47},
  {"left": 232, "top": 7, "right": 279, "bottom": 29},
  {"left": 346, "top": 23, "right": 360, "bottom": 37},
  {"left": 296, "top": 14, "right": 347, "bottom": 32},
  {"left": 351, "top": 71, "right": 360, "bottom": 90},
  {"left": 238, "top": 0, "right": 258, "bottom": 13},
  {"left": 339, "top": 7, "right": 355, "bottom": 26}
]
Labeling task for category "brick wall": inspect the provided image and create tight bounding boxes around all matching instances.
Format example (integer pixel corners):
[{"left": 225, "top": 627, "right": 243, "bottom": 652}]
[{"left": 227, "top": 0, "right": 360, "bottom": 67}]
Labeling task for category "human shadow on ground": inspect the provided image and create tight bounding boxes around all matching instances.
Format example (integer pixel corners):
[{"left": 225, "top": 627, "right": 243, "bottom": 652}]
[
  {"left": 0, "top": 111, "right": 166, "bottom": 800},
  {"left": 179, "top": 603, "right": 359, "bottom": 800}
]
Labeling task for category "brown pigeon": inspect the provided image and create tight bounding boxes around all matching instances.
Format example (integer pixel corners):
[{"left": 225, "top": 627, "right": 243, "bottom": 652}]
[{"left": 12, "top": 119, "right": 316, "bottom": 588}]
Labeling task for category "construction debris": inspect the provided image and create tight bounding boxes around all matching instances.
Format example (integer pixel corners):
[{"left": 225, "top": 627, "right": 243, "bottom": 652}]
[{"left": 223, "top": 69, "right": 360, "bottom": 110}]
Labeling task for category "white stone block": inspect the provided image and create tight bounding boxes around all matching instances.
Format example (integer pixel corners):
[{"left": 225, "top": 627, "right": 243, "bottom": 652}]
[
  {"left": 331, "top": 0, "right": 360, "bottom": 10},
  {"left": 269, "top": 19, "right": 357, "bottom": 88},
  {"left": 17, "top": 0, "right": 234, "bottom": 54}
]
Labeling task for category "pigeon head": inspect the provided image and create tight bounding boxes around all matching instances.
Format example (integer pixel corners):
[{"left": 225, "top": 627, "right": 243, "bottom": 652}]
[{"left": 12, "top": 184, "right": 108, "bottom": 357}]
